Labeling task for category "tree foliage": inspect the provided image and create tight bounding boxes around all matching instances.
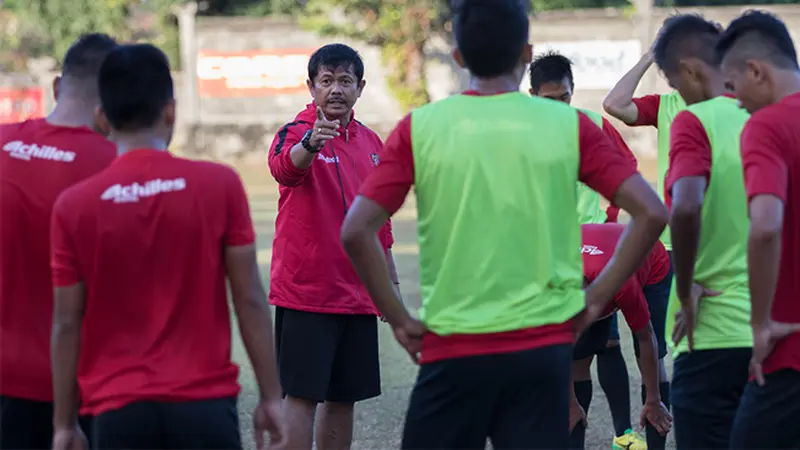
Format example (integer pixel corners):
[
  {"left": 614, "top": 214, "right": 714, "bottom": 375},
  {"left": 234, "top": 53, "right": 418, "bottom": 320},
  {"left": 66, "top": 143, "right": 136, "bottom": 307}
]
[{"left": 299, "top": 0, "right": 452, "bottom": 112}]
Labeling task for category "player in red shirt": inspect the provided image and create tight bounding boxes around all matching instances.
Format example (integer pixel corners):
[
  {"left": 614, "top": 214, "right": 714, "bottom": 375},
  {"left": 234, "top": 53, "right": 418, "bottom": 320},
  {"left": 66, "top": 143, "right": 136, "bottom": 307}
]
[
  {"left": 0, "top": 33, "right": 118, "bottom": 450},
  {"left": 49, "top": 44, "right": 283, "bottom": 450},
  {"left": 529, "top": 51, "right": 662, "bottom": 450},
  {"left": 716, "top": 11, "right": 800, "bottom": 448},
  {"left": 339, "top": 1, "right": 667, "bottom": 447},
  {"left": 571, "top": 224, "right": 672, "bottom": 450}
]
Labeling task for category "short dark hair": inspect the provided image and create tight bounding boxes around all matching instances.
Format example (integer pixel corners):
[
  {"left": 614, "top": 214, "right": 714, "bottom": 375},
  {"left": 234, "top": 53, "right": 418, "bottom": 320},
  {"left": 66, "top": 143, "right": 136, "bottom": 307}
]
[
  {"left": 529, "top": 51, "right": 574, "bottom": 92},
  {"left": 98, "top": 44, "right": 174, "bottom": 131},
  {"left": 62, "top": 33, "right": 118, "bottom": 80},
  {"left": 307, "top": 44, "right": 365, "bottom": 83},
  {"left": 715, "top": 10, "right": 799, "bottom": 70},
  {"left": 453, "top": 0, "right": 530, "bottom": 78},
  {"left": 652, "top": 14, "right": 721, "bottom": 73}
]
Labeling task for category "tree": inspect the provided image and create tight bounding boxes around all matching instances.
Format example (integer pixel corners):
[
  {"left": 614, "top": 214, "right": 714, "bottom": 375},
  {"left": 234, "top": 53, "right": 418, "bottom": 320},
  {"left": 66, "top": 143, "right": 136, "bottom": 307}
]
[{"left": 300, "top": 0, "right": 452, "bottom": 112}]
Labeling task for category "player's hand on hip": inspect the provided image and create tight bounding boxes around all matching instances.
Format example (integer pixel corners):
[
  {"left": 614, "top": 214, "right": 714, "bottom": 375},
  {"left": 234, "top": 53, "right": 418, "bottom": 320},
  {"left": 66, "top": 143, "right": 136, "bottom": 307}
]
[
  {"left": 393, "top": 318, "right": 427, "bottom": 365},
  {"left": 52, "top": 425, "right": 88, "bottom": 450},
  {"left": 310, "top": 106, "right": 340, "bottom": 148},
  {"left": 673, "top": 283, "right": 721, "bottom": 351},
  {"left": 253, "top": 399, "right": 286, "bottom": 450},
  {"left": 640, "top": 400, "right": 672, "bottom": 435},
  {"left": 750, "top": 320, "right": 800, "bottom": 386}
]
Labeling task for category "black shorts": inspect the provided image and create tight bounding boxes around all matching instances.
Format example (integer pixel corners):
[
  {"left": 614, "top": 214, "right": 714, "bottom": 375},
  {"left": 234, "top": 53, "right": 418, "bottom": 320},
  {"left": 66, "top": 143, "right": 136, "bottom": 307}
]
[
  {"left": 402, "top": 344, "right": 572, "bottom": 450},
  {"left": 93, "top": 397, "right": 241, "bottom": 449},
  {"left": 729, "top": 369, "right": 800, "bottom": 449},
  {"left": 670, "top": 347, "right": 751, "bottom": 449},
  {"left": 573, "top": 315, "right": 614, "bottom": 360},
  {"left": 275, "top": 306, "right": 380, "bottom": 403},
  {"left": 0, "top": 396, "right": 93, "bottom": 450},
  {"left": 607, "top": 264, "right": 672, "bottom": 360}
]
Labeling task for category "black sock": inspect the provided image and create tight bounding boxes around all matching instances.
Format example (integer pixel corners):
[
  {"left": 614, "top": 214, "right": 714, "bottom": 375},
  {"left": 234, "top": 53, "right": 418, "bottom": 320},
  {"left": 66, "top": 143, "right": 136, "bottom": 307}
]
[
  {"left": 597, "top": 345, "right": 631, "bottom": 436},
  {"left": 569, "top": 381, "right": 593, "bottom": 450},
  {"left": 641, "top": 382, "right": 671, "bottom": 450}
]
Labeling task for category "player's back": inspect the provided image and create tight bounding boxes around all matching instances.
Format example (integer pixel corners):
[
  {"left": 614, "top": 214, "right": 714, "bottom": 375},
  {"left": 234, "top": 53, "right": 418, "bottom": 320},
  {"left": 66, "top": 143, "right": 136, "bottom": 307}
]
[
  {"left": 52, "top": 149, "right": 246, "bottom": 414},
  {"left": 582, "top": 223, "right": 665, "bottom": 285},
  {"left": 0, "top": 118, "right": 115, "bottom": 401}
]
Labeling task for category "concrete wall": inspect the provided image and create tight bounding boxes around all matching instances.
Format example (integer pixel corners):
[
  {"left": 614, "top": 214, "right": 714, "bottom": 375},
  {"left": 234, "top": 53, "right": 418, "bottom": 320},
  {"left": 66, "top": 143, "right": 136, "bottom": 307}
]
[{"left": 4, "top": 4, "right": 800, "bottom": 163}]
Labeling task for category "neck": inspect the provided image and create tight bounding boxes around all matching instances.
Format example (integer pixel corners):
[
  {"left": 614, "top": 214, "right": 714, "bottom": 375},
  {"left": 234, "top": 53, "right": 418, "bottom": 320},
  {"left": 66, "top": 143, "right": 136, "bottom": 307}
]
[
  {"left": 327, "top": 110, "right": 352, "bottom": 128},
  {"left": 468, "top": 75, "right": 521, "bottom": 95},
  {"left": 707, "top": 71, "right": 728, "bottom": 101},
  {"left": 773, "top": 69, "right": 800, "bottom": 103},
  {"left": 113, "top": 133, "right": 169, "bottom": 155},
  {"left": 46, "top": 102, "right": 96, "bottom": 129}
]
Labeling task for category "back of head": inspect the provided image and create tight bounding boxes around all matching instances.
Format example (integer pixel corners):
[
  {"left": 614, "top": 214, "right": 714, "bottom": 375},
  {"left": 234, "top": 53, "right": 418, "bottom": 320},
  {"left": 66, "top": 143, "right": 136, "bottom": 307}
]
[
  {"left": 453, "top": 0, "right": 529, "bottom": 78},
  {"left": 59, "top": 33, "right": 118, "bottom": 97},
  {"left": 715, "top": 10, "right": 799, "bottom": 71},
  {"left": 652, "top": 14, "right": 721, "bottom": 74},
  {"left": 529, "top": 51, "right": 574, "bottom": 92},
  {"left": 98, "top": 44, "right": 174, "bottom": 132}
]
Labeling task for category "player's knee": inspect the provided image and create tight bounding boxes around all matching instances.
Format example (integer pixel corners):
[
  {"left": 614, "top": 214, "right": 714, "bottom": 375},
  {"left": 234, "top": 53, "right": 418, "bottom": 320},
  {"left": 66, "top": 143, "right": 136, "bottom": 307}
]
[
  {"left": 605, "top": 339, "right": 620, "bottom": 348},
  {"left": 572, "top": 357, "right": 593, "bottom": 381}
]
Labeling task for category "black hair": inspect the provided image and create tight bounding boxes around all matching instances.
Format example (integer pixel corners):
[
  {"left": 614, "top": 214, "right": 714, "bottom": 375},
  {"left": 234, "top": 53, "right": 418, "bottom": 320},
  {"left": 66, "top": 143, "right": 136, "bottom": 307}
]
[
  {"left": 98, "top": 44, "right": 174, "bottom": 131},
  {"left": 652, "top": 14, "right": 721, "bottom": 74},
  {"left": 715, "top": 10, "right": 799, "bottom": 71},
  {"left": 453, "top": 0, "right": 530, "bottom": 78},
  {"left": 529, "top": 51, "right": 574, "bottom": 92},
  {"left": 61, "top": 33, "right": 118, "bottom": 80},
  {"left": 307, "top": 43, "right": 365, "bottom": 84}
]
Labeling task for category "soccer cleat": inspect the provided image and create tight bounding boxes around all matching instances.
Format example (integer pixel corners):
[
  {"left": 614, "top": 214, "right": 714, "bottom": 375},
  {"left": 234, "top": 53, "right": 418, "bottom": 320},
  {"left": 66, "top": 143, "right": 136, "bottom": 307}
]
[{"left": 612, "top": 429, "right": 647, "bottom": 450}]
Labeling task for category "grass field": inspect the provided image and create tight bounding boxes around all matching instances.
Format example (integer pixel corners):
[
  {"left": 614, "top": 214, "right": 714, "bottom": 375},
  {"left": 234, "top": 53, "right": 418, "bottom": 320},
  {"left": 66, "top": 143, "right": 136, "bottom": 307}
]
[{"left": 233, "top": 161, "right": 675, "bottom": 450}]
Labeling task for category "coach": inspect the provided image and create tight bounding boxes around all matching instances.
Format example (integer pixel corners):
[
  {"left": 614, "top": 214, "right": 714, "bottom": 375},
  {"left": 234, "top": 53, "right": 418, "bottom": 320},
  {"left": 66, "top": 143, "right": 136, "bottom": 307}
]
[{"left": 267, "top": 43, "right": 397, "bottom": 450}]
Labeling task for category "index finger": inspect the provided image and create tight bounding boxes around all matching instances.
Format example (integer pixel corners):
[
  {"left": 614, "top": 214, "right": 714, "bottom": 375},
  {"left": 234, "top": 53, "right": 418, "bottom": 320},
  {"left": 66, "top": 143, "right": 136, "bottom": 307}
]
[
  {"left": 316, "top": 106, "right": 326, "bottom": 121},
  {"left": 752, "top": 360, "right": 766, "bottom": 386}
]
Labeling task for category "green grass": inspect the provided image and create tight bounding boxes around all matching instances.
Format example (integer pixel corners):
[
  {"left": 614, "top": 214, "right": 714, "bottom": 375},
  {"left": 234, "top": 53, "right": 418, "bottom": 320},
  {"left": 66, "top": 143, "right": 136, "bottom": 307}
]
[{"left": 234, "top": 165, "right": 675, "bottom": 449}]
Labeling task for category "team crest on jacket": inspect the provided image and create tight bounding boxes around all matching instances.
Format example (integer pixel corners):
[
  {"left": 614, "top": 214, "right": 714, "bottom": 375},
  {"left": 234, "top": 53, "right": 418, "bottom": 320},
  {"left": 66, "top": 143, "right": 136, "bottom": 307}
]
[{"left": 370, "top": 153, "right": 380, "bottom": 166}]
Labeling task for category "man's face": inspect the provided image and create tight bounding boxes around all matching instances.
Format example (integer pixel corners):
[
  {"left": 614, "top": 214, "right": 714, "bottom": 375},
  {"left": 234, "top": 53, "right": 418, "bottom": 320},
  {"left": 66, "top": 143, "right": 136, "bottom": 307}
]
[
  {"left": 530, "top": 77, "right": 573, "bottom": 104},
  {"left": 307, "top": 65, "right": 365, "bottom": 121},
  {"left": 721, "top": 58, "right": 772, "bottom": 114},
  {"left": 664, "top": 60, "right": 708, "bottom": 106}
]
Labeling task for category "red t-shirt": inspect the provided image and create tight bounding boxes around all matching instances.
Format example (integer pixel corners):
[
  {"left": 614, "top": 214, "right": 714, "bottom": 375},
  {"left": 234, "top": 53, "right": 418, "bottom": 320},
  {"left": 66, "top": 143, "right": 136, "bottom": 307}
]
[
  {"left": 0, "top": 118, "right": 116, "bottom": 402},
  {"left": 601, "top": 118, "right": 639, "bottom": 223},
  {"left": 582, "top": 224, "right": 651, "bottom": 332},
  {"left": 739, "top": 92, "right": 800, "bottom": 376},
  {"left": 631, "top": 94, "right": 661, "bottom": 127},
  {"left": 51, "top": 149, "right": 254, "bottom": 415},
  {"left": 359, "top": 91, "right": 639, "bottom": 363}
]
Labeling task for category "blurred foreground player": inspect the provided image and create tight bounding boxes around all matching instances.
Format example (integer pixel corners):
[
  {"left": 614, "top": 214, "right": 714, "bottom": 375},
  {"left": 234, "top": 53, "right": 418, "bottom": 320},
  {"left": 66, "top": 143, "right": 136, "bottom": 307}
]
[
  {"left": 0, "top": 33, "right": 118, "bottom": 450},
  {"left": 570, "top": 223, "right": 672, "bottom": 450},
  {"left": 653, "top": 14, "right": 753, "bottom": 449},
  {"left": 340, "top": 0, "right": 668, "bottom": 448},
  {"left": 49, "top": 44, "right": 284, "bottom": 450},
  {"left": 715, "top": 10, "right": 800, "bottom": 448}
]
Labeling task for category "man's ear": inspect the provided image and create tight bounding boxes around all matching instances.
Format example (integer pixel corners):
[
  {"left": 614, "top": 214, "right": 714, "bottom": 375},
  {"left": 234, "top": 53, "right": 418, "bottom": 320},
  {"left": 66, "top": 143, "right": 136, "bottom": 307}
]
[
  {"left": 521, "top": 43, "right": 533, "bottom": 65},
  {"left": 163, "top": 99, "right": 177, "bottom": 127},
  {"left": 745, "top": 59, "right": 766, "bottom": 84},
  {"left": 52, "top": 76, "right": 61, "bottom": 101},
  {"left": 93, "top": 105, "right": 111, "bottom": 137},
  {"left": 452, "top": 48, "right": 466, "bottom": 68},
  {"left": 357, "top": 79, "right": 366, "bottom": 98},
  {"left": 306, "top": 79, "right": 314, "bottom": 97}
]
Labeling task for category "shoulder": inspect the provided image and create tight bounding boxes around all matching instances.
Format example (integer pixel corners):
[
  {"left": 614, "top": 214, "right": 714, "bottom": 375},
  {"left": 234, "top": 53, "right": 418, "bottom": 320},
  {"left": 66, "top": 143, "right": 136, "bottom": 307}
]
[
  {"left": 355, "top": 120, "right": 383, "bottom": 145},
  {"left": 57, "top": 170, "right": 108, "bottom": 212}
]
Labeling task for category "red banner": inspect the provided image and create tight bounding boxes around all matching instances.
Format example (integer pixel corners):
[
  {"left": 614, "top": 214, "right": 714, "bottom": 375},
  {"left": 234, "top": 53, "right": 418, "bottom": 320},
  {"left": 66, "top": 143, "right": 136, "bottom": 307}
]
[
  {"left": 197, "top": 49, "right": 315, "bottom": 98},
  {"left": 0, "top": 87, "right": 45, "bottom": 124}
]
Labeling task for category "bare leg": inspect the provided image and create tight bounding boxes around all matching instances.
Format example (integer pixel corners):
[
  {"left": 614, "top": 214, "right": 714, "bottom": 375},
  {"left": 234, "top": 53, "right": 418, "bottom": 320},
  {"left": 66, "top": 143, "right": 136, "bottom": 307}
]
[
  {"left": 315, "top": 401, "right": 355, "bottom": 450},
  {"left": 280, "top": 396, "right": 317, "bottom": 450}
]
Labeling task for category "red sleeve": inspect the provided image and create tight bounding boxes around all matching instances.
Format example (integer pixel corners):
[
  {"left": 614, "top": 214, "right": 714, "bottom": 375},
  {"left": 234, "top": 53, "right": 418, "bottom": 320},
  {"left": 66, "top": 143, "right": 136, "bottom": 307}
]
[
  {"left": 578, "top": 112, "right": 639, "bottom": 205},
  {"left": 358, "top": 114, "right": 415, "bottom": 214},
  {"left": 615, "top": 277, "right": 651, "bottom": 332},
  {"left": 224, "top": 167, "right": 257, "bottom": 247},
  {"left": 664, "top": 110, "right": 712, "bottom": 207},
  {"left": 632, "top": 94, "right": 661, "bottom": 127},
  {"left": 740, "top": 117, "right": 789, "bottom": 203},
  {"left": 601, "top": 118, "right": 638, "bottom": 222},
  {"left": 267, "top": 122, "right": 310, "bottom": 187},
  {"left": 50, "top": 195, "right": 81, "bottom": 287}
]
